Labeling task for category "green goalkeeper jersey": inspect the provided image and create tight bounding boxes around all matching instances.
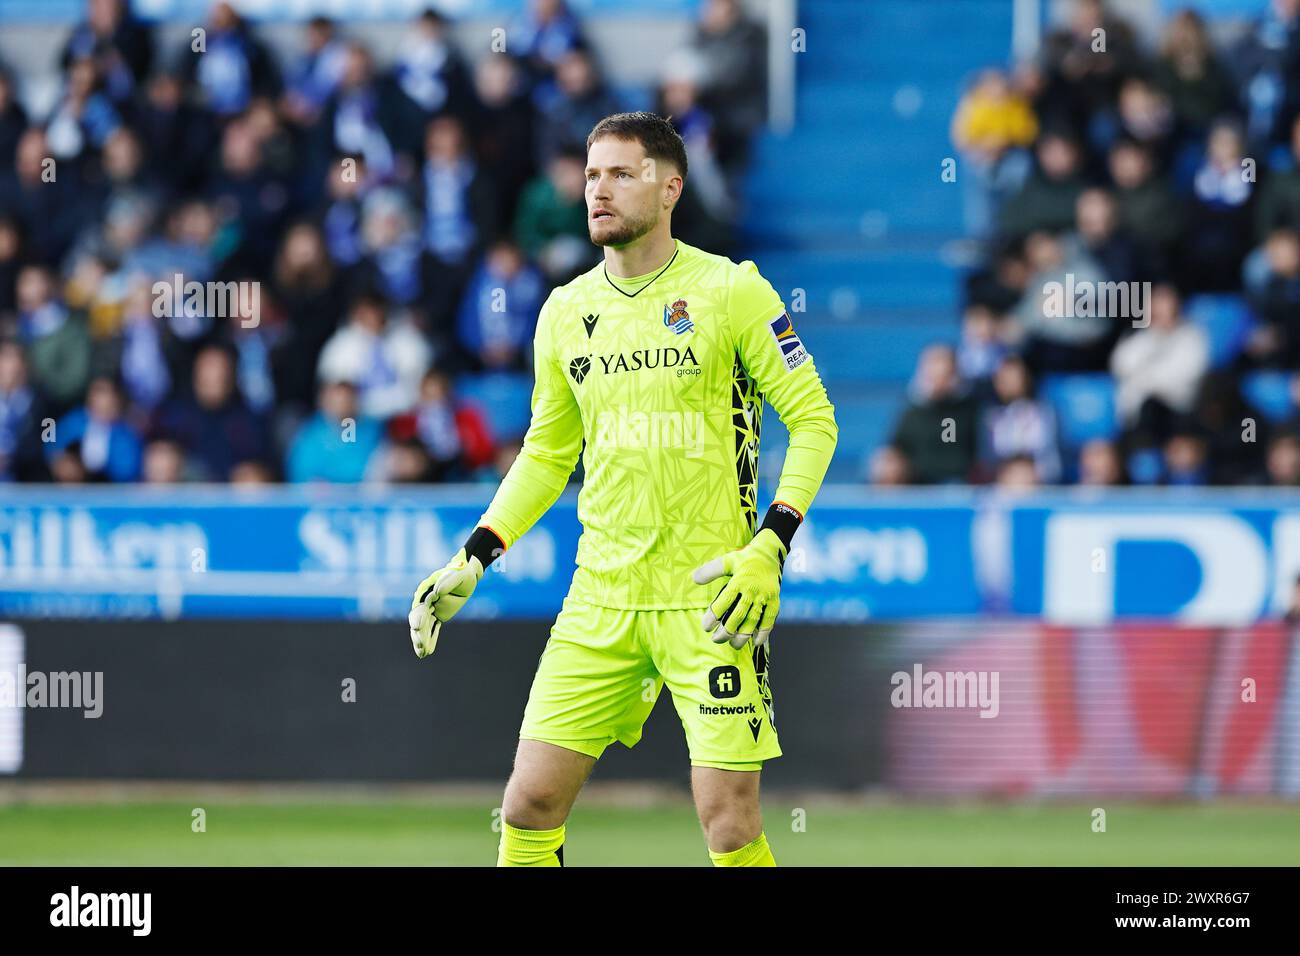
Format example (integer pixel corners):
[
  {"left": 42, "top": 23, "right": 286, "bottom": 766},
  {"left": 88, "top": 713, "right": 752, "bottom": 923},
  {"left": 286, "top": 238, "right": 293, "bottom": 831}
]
[{"left": 479, "top": 238, "right": 838, "bottom": 609}]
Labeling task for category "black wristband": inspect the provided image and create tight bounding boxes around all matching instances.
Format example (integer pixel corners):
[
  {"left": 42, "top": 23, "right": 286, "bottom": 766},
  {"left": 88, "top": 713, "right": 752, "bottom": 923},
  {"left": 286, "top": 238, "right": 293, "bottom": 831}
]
[
  {"left": 758, "top": 502, "right": 803, "bottom": 553},
  {"left": 464, "top": 526, "right": 507, "bottom": 569}
]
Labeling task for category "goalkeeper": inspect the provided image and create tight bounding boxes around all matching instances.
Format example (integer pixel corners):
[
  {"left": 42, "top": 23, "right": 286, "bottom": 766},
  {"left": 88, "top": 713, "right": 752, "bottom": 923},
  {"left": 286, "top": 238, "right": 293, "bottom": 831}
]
[{"left": 409, "top": 112, "right": 837, "bottom": 867}]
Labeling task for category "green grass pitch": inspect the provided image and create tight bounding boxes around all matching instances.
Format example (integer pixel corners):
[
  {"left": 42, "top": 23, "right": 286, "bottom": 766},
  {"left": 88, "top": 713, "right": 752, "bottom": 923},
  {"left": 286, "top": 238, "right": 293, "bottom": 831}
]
[{"left": 1, "top": 797, "right": 1296, "bottom": 865}]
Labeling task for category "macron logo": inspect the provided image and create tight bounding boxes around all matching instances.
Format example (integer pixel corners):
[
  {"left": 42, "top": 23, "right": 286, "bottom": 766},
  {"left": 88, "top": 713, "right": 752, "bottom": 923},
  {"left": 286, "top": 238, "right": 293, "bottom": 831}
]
[{"left": 50, "top": 886, "right": 151, "bottom": 936}]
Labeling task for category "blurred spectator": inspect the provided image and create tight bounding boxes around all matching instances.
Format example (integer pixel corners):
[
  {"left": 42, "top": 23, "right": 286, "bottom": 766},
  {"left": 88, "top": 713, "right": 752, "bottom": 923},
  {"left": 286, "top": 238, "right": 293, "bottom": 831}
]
[
  {"left": 15, "top": 264, "right": 91, "bottom": 412},
  {"left": 951, "top": 68, "right": 1037, "bottom": 238},
  {"left": 690, "top": 0, "right": 766, "bottom": 173},
  {"left": 1106, "top": 137, "right": 1182, "bottom": 265},
  {"left": 889, "top": 344, "right": 977, "bottom": 484},
  {"left": 393, "top": 9, "right": 474, "bottom": 131},
  {"left": 511, "top": 0, "right": 586, "bottom": 80},
  {"left": 286, "top": 379, "right": 382, "bottom": 483},
  {"left": 998, "top": 131, "right": 1087, "bottom": 238},
  {"left": 389, "top": 369, "right": 495, "bottom": 481},
  {"left": 141, "top": 436, "right": 186, "bottom": 484},
  {"left": 957, "top": 303, "right": 1010, "bottom": 395},
  {"left": 178, "top": 2, "right": 281, "bottom": 118},
  {"left": 1266, "top": 430, "right": 1300, "bottom": 485},
  {"left": 1234, "top": 0, "right": 1300, "bottom": 151},
  {"left": 60, "top": 0, "right": 153, "bottom": 104},
  {"left": 316, "top": 292, "right": 432, "bottom": 419},
  {"left": 0, "top": 340, "right": 46, "bottom": 481},
  {"left": 1106, "top": 76, "right": 1175, "bottom": 167},
  {"left": 1077, "top": 438, "right": 1126, "bottom": 485},
  {"left": 205, "top": 117, "right": 291, "bottom": 271},
  {"left": 468, "top": 55, "right": 538, "bottom": 235},
  {"left": 96, "top": 280, "right": 173, "bottom": 416},
  {"left": 353, "top": 187, "right": 432, "bottom": 312},
  {"left": 964, "top": 241, "right": 1030, "bottom": 315},
  {"left": 155, "top": 344, "right": 271, "bottom": 481},
  {"left": 49, "top": 441, "right": 90, "bottom": 483},
  {"left": 1244, "top": 228, "right": 1300, "bottom": 366},
  {"left": 315, "top": 152, "right": 369, "bottom": 269},
  {"left": 456, "top": 240, "right": 543, "bottom": 371},
  {"left": 230, "top": 459, "right": 275, "bottom": 484},
  {"left": 1040, "top": 0, "right": 1141, "bottom": 123},
  {"left": 0, "top": 68, "right": 28, "bottom": 175},
  {"left": 1152, "top": 9, "right": 1236, "bottom": 139},
  {"left": 1073, "top": 187, "right": 1144, "bottom": 284},
  {"left": 417, "top": 114, "right": 497, "bottom": 312},
  {"left": 45, "top": 375, "right": 141, "bottom": 481},
  {"left": 1013, "top": 231, "right": 1114, "bottom": 373},
  {"left": 45, "top": 56, "right": 122, "bottom": 163},
  {"left": 868, "top": 444, "right": 911, "bottom": 487},
  {"left": 1110, "top": 284, "right": 1209, "bottom": 449},
  {"left": 533, "top": 49, "right": 620, "bottom": 167},
  {"left": 994, "top": 454, "right": 1040, "bottom": 491},
  {"left": 1180, "top": 120, "right": 1255, "bottom": 292},
  {"left": 0, "top": 216, "right": 23, "bottom": 316},
  {"left": 280, "top": 16, "right": 349, "bottom": 127},
  {"left": 137, "top": 71, "right": 216, "bottom": 196},
  {"left": 314, "top": 43, "right": 399, "bottom": 181},
  {"left": 1162, "top": 426, "right": 1211, "bottom": 485},
  {"left": 269, "top": 222, "right": 343, "bottom": 414},
  {"left": 514, "top": 147, "right": 589, "bottom": 283},
  {"left": 1, "top": 127, "right": 83, "bottom": 265},
  {"left": 978, "top": 354, "right": 1061, "bottom": 484},
  {"left": 1254, "top": 115, "right": 1300, "bottom": 243}
]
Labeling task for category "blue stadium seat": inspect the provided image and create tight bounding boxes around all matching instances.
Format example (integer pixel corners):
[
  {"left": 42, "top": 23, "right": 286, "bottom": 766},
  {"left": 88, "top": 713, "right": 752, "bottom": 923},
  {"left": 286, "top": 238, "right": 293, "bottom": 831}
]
[
  {"left": 456, "top": 372, "right": 534, "bottom": 440},
  {"left": 1040, "top": 374, "right": 1119, "bottom": 448},
  {"left": 1184, "top": 295, "right": 1255, "bottom": 368},
  {"left": 1241, "top": 371, "right": 1296, "bottom": 423},
  {"left": 798, "top": 324, "right": 957, "bottom": 385}
]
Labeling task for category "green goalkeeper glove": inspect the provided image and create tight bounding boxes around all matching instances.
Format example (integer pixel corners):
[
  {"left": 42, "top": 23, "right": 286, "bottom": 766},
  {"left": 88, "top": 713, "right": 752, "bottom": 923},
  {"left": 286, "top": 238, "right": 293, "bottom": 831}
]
[
  {"left": 691, "top": 527, "right": 788, "bottom": 650},
  {"left": 408, "top": 550, "right": 485, "bottom": 659}
]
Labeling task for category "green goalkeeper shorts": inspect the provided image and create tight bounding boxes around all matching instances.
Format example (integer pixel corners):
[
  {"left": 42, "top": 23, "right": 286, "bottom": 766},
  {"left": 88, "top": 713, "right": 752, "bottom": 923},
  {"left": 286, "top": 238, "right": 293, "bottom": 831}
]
[{"left": 519, "top": 596, "right": 782, "bottom": 770}]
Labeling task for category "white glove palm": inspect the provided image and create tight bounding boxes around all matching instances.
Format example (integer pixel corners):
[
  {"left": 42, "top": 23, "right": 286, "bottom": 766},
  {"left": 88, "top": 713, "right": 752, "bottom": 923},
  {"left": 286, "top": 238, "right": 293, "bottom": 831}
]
[{"left": 408, "top": 549, "right": 485, "bottom": 659}]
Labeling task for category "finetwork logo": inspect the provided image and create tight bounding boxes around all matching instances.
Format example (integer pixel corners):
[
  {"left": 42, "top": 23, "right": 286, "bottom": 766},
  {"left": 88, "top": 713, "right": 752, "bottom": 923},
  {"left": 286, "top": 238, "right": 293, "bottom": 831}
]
[
  {"left": 890, "top": 664, "right": 1000, "bottom": 718},
  {"left": 50, "top": 886, "right": 151, "bottom": 936}
]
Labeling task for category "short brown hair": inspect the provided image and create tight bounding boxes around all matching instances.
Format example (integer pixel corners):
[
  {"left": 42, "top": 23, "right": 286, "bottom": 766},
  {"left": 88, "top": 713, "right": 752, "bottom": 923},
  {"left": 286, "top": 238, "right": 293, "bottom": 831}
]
[{"left": 586, "top": 111, "right": 688, "bottom": 179}]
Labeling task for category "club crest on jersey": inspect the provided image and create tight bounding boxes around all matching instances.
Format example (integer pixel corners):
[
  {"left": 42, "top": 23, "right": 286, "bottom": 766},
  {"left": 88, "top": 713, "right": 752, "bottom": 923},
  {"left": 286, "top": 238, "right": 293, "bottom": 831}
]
[
  {"left": 664, "top": 298, "right": 694, "bottom": 334},
  {"left": 768, "top": 312, "right": 809, "bottom": 371}
]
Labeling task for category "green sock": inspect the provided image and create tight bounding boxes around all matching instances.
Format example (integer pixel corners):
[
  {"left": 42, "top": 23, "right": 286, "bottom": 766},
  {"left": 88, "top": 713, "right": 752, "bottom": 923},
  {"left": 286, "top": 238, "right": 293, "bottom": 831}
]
[
  {"left": 498, "top": 821, "right": 565, "bottom": 867},
  {"left": 709, "top": 832, "right": 776, "bottom": 867}
]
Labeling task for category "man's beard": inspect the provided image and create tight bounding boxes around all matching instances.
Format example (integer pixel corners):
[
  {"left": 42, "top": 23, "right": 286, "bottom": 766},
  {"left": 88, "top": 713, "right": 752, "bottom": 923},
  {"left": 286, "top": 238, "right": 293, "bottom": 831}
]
[{"left": 589, "top": 207, "right": 657, "bottom": 247}]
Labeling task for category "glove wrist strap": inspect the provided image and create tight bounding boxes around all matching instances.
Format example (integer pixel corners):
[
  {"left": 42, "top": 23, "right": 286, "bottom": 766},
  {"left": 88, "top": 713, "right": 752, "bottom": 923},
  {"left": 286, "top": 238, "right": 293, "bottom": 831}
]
[
  {"left": 758, "top": 502, "right": 802, "bottom": 554},
  {"left": 464, "top": 526, "right": 506, "bottom": 569}
]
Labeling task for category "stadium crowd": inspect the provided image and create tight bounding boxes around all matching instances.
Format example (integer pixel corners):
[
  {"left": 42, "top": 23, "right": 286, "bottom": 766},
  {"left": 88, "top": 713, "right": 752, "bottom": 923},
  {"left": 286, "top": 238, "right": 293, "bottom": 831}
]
[
  {"left": 883, "top": 0, "right": 1300, "bottom": 488},
  {"left": 0, "top": 0, "right": 767, "bottom": 484}
]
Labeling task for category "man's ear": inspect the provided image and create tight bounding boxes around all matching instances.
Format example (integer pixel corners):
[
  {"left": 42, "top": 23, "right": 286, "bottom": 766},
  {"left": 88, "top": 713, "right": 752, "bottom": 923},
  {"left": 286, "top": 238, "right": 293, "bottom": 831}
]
[{"left": 664, "top": 174, "right": 684, "bottom": 209}]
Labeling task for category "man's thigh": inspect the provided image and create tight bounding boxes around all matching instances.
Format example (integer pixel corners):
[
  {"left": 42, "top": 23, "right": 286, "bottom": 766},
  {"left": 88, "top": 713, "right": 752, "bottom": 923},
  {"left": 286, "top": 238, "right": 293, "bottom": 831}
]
[
  {"left": 519, "top": 598, "right": 662, "bottom": 757},
  {"left": 645, "top": 609, "right": 783, "bottom": 769}
]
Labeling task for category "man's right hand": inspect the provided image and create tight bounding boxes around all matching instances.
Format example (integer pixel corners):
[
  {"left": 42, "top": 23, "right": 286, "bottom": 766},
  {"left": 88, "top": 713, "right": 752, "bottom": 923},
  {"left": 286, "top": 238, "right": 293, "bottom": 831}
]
[{"left": 408, "top": 549, "right": 486, "bottom": 659}]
